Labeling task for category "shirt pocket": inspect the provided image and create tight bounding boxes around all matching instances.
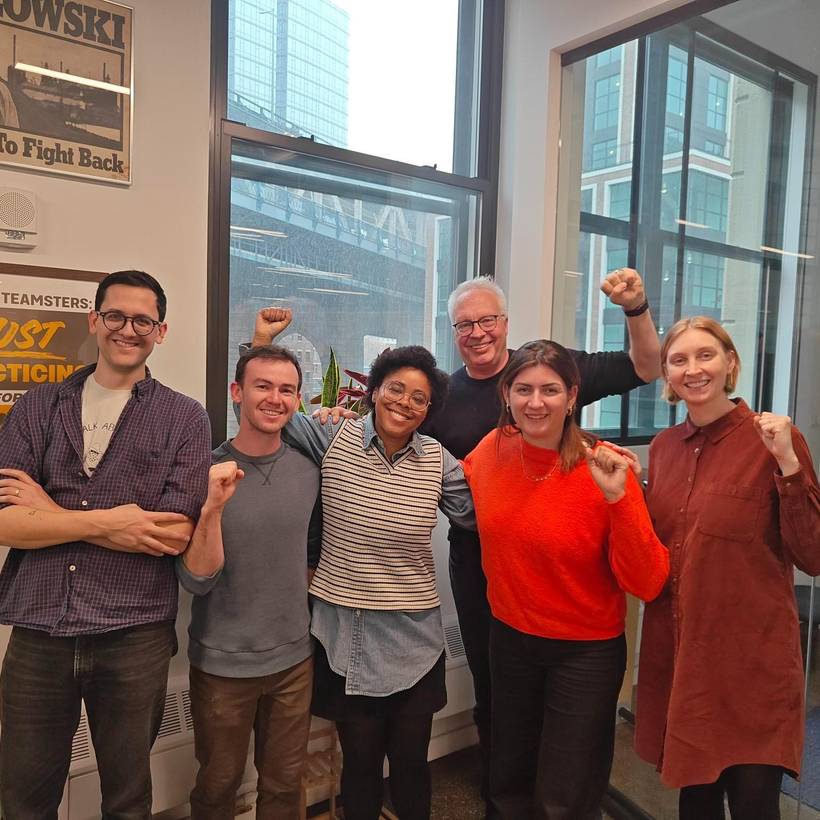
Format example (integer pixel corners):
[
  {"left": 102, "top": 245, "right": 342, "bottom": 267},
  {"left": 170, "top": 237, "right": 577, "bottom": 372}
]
[{"left": 696, "top": 482, "right": 761, "bottom": 542}]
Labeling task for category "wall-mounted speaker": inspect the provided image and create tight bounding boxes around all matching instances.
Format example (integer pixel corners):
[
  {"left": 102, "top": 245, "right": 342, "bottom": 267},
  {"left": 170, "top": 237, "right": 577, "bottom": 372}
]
[{"left": 0, "top": 188, "right": 39, "bottom": 249}]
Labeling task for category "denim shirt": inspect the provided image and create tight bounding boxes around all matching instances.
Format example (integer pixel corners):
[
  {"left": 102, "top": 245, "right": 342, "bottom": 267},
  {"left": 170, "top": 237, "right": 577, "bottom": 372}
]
[{"left": 285, "top": 411, "right": 475, "bottom": 696}]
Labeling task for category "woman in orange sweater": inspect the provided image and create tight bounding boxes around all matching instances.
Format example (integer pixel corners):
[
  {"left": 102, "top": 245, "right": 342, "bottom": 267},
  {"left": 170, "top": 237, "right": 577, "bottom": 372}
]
[{"left": 463, "top": 339, "right": 669, "bottom": 820}]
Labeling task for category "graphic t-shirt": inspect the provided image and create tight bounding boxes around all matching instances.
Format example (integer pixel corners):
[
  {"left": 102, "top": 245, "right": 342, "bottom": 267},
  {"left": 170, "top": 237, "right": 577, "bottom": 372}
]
[{"left": 81, "top": 376, "right": 131, "bottom": 475}]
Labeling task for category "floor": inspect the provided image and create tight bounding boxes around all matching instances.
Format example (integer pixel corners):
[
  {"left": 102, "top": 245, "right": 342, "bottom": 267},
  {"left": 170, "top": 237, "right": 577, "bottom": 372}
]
[{"left": 227, "top": 659, "right": 820, "bottom": 820}]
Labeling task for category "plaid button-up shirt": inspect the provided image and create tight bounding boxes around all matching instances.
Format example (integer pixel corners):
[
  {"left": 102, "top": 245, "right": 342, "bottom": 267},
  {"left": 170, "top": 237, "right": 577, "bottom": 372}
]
[{"left": 0, "top": 364, "right": 211, "bottom": 636}]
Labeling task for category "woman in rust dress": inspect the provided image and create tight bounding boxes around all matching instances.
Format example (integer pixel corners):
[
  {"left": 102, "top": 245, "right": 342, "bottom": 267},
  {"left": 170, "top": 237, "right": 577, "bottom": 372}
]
[{"left": 635, "top": 316, "right": 820, "bottom": 819}]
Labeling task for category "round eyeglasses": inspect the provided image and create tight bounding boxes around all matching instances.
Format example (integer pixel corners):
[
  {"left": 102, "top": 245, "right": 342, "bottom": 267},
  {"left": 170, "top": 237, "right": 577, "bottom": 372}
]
[
  {"left": 381, "top": 381, "right": 431, "bottom": 413},
  {"left": 96, "top": 310, "right": 161, "bottom": 336},
  {"left": 452, "top": 314, "right": 504, "bottom": 337}
]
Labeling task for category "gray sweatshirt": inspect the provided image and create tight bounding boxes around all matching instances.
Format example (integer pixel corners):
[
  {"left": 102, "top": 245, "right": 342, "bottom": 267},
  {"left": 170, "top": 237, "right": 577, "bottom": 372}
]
[{"left": 176, "top": 439, "right": 321, "bottom": 677}]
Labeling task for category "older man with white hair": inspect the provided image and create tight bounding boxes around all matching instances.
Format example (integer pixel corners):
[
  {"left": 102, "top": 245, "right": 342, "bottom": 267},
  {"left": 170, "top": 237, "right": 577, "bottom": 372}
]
[{"left": 421, "top": 268, "right": 661, "bottom": 807}]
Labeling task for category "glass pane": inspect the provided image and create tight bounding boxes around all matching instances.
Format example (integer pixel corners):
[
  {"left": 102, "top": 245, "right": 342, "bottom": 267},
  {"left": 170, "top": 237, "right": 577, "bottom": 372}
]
[
  {"left": 572, "top": 39, "right": 639, "bottom": 219},
  {"left": 227, "top": 0, "right": 478, "bottom": 174},
  {"left": 683, "top": 49, "right": 773, "bottom": 252},
  {"left": 559, "top": 227, "right": 630, "bottom": 437},
  {"left": 226, "top": 142, "right": 481, "bottom": 434},
  {"left": 664, "top": 44, "right": 688, "bottom": 157}
]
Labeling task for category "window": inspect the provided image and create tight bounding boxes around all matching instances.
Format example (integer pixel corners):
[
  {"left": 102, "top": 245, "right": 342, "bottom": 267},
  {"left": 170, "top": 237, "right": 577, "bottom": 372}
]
[
  {"left": 554, "top": 20, "right": 815, "bottom": 439},
  {"left": 667, "top": 56, "right": 687, "bottom": 116},
  {"left": 590, "top": 139, "right": 618, "bottom": 170},
  {"left": 593, "top": 75, "right": 621, "bottom": 131},
  {"left": 226, "top": 0, "right": 476, "bottom": 173},
  {"left": 226, "top": 146, "right": 481, "bottom": 432},
  {"left": 664, "top": 125, "right": 684, "bottom": 154},
  {"left": 687, "top": 170, "right": 729, "bottom": 236},
  {"left": 608, "top": 181, "right": 631, "bottom": 221},
  {"left": 209, "top": 0, "right": 504, "bottom": 438},
  {"left": 596, "top": 46, "right": 623, "bottom": 68},
  {"left": 704, "top": 138, "right": 725, "bottom": 156},
  {"left": 706, "top": 74, "right": 728, "bottom": 131}
]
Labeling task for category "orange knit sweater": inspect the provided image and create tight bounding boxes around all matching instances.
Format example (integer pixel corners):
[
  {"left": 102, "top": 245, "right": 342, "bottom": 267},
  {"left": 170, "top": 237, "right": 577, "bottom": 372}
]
[{"left": 463, "top": 429, "right": 669, "bottom": 641}]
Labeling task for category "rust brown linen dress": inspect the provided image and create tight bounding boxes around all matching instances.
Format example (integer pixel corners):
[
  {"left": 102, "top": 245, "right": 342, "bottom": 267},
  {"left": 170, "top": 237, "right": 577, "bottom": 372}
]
[{"left": 635, "top": 399, "right": 820, "bottom": 788}]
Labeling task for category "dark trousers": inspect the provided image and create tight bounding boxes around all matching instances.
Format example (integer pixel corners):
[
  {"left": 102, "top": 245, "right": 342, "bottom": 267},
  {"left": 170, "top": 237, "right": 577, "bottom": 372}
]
[
  {"left": 679, "top": 764, "right": 784, "bottom": 820},
  {"left": 189, "top": 656, "right": 314, "bottom": 820},
  {"left": 449, "top": 526, "right": 493, "bottom": 798},
  {"left": 337, "top": 712, "right": 434, "bottom": 820},
  {"left": 488, "top": 619, "right": 626, "bottom": 820},
  {"left": 0, "top": 622, "right": 176, "bottom": 820}
]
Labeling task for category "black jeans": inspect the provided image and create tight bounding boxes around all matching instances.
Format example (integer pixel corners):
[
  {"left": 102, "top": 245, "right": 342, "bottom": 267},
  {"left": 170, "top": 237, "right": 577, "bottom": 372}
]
[
  {"left": 449, "top": 526, "right": 493, "bottom": 799},
  {"left": 679, "top": 764, "right": 784, "bottom": 820},
  {"left": 488, "top": 619, "right": 626, "bottom": 820},
  {"left": 0, "top": 622, "right": 176, "bottom": 820},
  {"left": 337, "top": 712, "right": 434, "bottom": 820}
]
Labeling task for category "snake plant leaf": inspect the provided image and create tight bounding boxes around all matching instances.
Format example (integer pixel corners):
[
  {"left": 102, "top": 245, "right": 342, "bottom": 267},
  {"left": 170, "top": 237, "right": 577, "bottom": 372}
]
[
  {"left": 321, "top": 348, "right": 341, "bottom": 407},
  {"left": 343, "top": 368, "right": 369, "bottom": 387}
]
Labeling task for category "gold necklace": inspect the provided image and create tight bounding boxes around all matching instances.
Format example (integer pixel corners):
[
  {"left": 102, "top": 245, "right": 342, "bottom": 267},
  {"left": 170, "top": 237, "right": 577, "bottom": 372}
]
[{"left": 519, "top": 436, "right": 558, "bottom": 481}]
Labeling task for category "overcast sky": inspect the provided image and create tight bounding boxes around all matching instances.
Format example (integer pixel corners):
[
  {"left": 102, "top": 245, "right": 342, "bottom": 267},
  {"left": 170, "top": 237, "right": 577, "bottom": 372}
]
[{"left": 333, "top": 0, "right": 458, "bottom": 172}]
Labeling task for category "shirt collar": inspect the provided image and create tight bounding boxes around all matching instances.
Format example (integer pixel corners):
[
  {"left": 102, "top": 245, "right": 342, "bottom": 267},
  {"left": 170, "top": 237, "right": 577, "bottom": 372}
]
[
  {"left": 58, "top": 363, "right": 154, "bottom": 400},
  {"left": 682, "top": 398, "right": 751, "bottom": 443},
  {"left": 362, "top": 411, "right": 426, "bottom": 457}
]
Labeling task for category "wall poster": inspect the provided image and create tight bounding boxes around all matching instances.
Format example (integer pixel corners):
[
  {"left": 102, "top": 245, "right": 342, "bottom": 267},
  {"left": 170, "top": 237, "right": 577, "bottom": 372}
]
[
  {"left": 0, "top": 0, "right": 133, "bottom": 183},
  {"left": 0, "top": 262, "right": 103, "bottom": 429}
]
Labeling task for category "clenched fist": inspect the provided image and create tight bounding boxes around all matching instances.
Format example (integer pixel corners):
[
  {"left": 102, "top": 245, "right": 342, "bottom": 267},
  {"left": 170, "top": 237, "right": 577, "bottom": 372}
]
[
  {"left": 252, "top": 307, "right": 292, "bottom": 346},
  {"left": 205, "top": 461, "right": 245, "bottom": 510},
  {"left": 585, "top": 444, "right": 631, "bottom": 503},
  {"left": 754, "top": 412, "right": 800, "bottom": 476},
  {"left": 600, "top": 268, "right": 647, "bottom": 312}
]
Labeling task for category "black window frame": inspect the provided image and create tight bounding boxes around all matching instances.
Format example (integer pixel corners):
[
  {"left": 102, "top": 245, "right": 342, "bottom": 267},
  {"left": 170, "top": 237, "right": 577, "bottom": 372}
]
[
  {"left": 207, "top": 0, "right": 505, "bottom": 442},
  {"left": 562, "top": 5, "right": 817, "bottom": 444}
]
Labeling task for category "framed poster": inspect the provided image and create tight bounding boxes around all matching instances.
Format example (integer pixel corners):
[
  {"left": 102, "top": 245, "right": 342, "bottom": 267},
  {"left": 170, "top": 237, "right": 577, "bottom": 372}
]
[
  {"left": 0, "top": 1, "right": 133, "bottom": 184},
  {"left": 0, "top": 262, "right": 104, "bottom": 429}
]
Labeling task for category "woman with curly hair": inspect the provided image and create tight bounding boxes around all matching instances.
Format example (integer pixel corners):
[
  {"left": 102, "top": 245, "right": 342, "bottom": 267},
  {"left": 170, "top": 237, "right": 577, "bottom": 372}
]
[{"left": 284, "top": 344, "right": 475, "bottom": 820}]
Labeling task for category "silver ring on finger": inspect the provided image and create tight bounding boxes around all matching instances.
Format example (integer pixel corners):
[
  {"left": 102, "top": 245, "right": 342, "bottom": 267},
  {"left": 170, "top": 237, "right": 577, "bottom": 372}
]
[{"left": 15, "top": 488, "right": 20, "bottom": 497}]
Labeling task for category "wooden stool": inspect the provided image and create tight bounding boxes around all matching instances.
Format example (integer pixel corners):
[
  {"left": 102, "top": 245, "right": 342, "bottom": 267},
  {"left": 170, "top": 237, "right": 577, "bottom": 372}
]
[{"left": 299, "top": 724, "right": 341, "bottom": 820}]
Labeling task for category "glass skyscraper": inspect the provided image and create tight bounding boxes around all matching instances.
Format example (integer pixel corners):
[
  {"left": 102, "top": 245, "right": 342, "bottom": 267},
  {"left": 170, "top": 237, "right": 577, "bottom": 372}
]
[{"left": 228, "top": 0, "right": 349, "bottom": 145}]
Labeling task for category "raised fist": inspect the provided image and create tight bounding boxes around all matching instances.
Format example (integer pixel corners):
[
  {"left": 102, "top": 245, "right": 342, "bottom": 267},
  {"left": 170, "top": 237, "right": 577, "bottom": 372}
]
[
  {"left": 585, "top": 444, "right": 630, "bottom": 503},
  {"left": 601, "top": 268, "right": 647, "bottom": 312},
  {"left": 206, "top": 461, "right": 244, "bottom": 509},
  {"left": 253, "top": 307, "right": 292, "bottom": 346}
]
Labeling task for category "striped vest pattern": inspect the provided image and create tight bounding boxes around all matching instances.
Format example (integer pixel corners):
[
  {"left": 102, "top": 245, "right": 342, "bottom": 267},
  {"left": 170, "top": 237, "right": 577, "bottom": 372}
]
[{"left": 310, "top": 418, "right": 444, "bottom": 611}]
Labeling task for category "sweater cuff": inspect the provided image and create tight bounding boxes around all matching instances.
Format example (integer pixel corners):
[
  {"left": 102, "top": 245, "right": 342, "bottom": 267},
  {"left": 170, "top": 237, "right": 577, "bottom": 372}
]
[{"left": 606, "top": 485, "right": 644, "bottom": 521}]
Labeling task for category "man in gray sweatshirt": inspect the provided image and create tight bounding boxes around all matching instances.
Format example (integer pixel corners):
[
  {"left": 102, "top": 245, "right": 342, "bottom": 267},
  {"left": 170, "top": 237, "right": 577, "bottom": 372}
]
[{"left": 176, "top": 345, "right": 320, "bottom": 820}]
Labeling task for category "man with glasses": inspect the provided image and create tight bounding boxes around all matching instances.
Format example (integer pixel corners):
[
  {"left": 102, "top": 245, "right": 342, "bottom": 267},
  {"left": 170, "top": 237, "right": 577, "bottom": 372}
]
[
  {"left": 0, "top": 270, "right": 211, "bottom": 819},
  {"left": 422, "top": 269, "right": 661, "bottom": 807}
]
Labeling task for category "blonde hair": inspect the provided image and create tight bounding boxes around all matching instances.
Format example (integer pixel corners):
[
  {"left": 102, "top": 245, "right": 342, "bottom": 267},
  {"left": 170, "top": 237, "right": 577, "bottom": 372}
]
[{"left": 661, "top": 316, "right": 741, "bottom": 403}]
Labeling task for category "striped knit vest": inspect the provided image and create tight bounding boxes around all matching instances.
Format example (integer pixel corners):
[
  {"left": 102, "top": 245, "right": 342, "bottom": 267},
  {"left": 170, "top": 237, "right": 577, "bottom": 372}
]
[{"left": 309, "top": 418, "right": 444, "bottom": 611}]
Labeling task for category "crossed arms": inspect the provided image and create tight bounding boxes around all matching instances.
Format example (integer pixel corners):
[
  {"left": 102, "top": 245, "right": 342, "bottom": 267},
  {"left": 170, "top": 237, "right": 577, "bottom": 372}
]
[{"left": 0, "top": 471, "right": 194, "bottom": 556}]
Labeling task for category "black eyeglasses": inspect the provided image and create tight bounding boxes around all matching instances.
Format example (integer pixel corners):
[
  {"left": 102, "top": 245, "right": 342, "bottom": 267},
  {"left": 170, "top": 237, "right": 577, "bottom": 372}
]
[
  {"left": 96, "top": 310, "right": 162, "bottom": 336},
  {"left": 452, "top": 314, "right": 505, "bottom": 337}
]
